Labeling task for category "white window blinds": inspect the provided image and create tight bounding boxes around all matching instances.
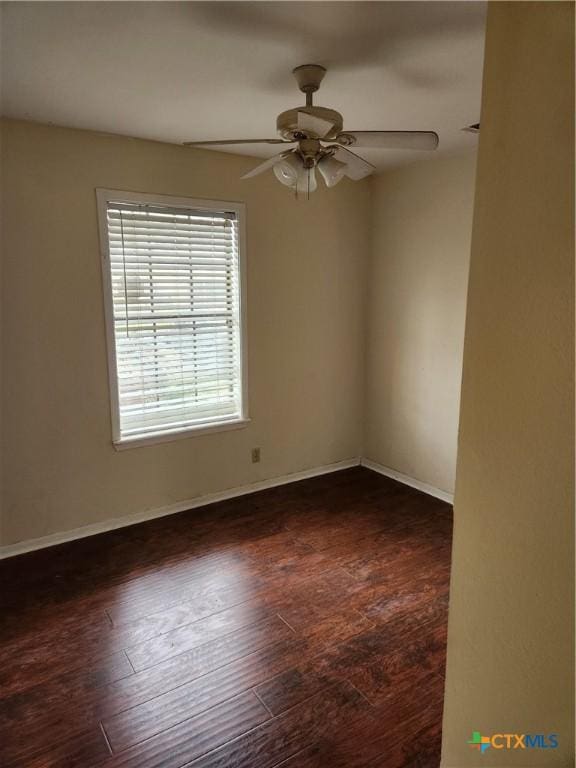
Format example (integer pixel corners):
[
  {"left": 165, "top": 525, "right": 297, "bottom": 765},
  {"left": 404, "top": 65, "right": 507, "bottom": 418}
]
[{"left": 101, "top": 197, "right": 245, "bottom": 444}]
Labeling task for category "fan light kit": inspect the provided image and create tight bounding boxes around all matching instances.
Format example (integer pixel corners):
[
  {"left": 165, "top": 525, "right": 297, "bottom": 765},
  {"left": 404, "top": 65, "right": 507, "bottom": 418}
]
[{"left": 184, "top": 64, "right": 439, "bottom": 197}]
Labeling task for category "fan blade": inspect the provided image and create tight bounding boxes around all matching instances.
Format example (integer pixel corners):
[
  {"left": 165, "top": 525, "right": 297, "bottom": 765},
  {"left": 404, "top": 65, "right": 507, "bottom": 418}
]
[
  {"left": 241, "top": 150, "right": 293, "bottom": 180},
  {"left": 332, "top": 146, "right": 375, "bottom": 180},
  {"left": 336, "top": 131, "right": 439, "bottom": 150},
  {"left": 183, "top": 138, "right": 292, "bottom": 146},
  {"left": 297, "top": 110, "right": 335, "bottom": 139}
]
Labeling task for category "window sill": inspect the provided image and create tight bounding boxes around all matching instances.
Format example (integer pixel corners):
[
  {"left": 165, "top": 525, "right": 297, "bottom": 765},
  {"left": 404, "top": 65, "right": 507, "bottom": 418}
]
[{"left": 113, "top": 418, "right": 251, "bottom": 451}]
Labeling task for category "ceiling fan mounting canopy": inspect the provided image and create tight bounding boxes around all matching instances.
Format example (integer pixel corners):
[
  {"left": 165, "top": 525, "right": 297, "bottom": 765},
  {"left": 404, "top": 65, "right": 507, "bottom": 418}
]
[
  {"left": 183, "top": 63, "right": 439, "bottom": 195},
  {"left": 292, "top": 64, "right": 327, "bottom": 95}
]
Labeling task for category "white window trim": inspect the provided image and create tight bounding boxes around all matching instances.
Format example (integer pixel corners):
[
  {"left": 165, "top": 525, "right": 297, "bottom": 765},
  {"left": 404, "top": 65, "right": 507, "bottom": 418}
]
[{"left": 96, "top": 188, "right": 249, "bottom": 450}]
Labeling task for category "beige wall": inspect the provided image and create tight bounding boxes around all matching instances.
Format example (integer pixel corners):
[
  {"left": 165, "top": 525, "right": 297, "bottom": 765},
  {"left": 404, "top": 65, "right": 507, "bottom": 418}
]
[
  {"left": 0, "top": 119, "right": 370, "bottom": 546},
  {"left": 442, "top": 3, "right": 574, "bottom": 766},
  {"left": 365, "top": 150, "right": 476, "bottom": 494}
]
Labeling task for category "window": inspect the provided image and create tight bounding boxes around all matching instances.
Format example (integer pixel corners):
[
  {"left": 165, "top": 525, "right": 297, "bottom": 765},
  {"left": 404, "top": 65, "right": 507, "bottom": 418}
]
[{"left": 97, "top": 190, "right": 247, "bottom": 448}]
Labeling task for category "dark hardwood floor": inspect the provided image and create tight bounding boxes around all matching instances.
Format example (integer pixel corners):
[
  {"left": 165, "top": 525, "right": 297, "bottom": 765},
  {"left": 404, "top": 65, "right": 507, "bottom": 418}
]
[{"left": 0, "top": 467, "right": 453, "bottom": 768}]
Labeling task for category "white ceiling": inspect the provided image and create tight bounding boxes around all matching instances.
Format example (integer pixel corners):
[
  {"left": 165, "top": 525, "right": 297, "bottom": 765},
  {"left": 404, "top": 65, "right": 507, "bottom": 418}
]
[{"left": 0, "top": 1, "right": 486, "bottom": 171}]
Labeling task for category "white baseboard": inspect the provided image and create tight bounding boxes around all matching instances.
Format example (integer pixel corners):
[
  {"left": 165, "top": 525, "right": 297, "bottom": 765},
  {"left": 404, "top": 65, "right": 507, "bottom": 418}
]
[
  {"left": 0, "top": 458, "right": 360, "bottom": 560},
  {"left": 0, "top": 456, "right": 454, "bottom": 560},
  {"left": 360, "top": 457, "right": 454, "bottom": 504}
]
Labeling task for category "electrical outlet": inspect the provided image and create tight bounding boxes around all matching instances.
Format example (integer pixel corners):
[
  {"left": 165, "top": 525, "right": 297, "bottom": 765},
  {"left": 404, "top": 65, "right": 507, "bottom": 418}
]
[{"left": 251, "top": 447, "right": 261, "bottom": 463}]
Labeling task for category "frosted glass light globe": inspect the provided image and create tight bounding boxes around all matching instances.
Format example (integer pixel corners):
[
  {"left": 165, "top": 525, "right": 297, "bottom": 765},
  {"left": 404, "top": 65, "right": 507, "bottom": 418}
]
[
  {"left": 318, "top": 155, "right": 347, "bottom": 188},
  {"left": 273, "top": 153, "right": 302, "bottom": 187}
]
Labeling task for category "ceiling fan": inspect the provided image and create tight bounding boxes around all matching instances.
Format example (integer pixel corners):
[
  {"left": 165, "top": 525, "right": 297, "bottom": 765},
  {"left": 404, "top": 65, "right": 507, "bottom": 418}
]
[{"left": 183, "top": 64, "right": 439, "bottom": 196}]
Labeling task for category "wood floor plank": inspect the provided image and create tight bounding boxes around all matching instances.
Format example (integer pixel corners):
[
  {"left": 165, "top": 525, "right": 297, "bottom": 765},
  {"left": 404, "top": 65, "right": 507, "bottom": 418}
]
[
  {"left": 100, "top": 615, "right": 294, "bottom": 717},
  {"left": 0, "top": 651, "right": 134, "bottom": 765},
  {"left": 102, "top": 639, "right": 308, "bottom": 751},
  {"left": 280, "top": 606, "right": 374, "bottom": 646},
  {"left": 125, "top": 602, "right": 272, "bottom": 671},
  {"left": 1, "top": 593, "right": 272, "bottom": 695},
  {"left": 255, "top": 611, "right": 447, "bottom": 717},
  {"left": 254, "top": 665, "right": 337, "bottom": 716},
  {"left": 106, "top": 566, "right": 262, "bottom": 626},
  {"left": 180, "top": 682, "right": 371, "bottom": 768},
  {"left": 96, "top": 692, "right": 269, "bottom": 768},
  {"left": 268, "top": 679, "right": 443, "bottom": 768},
  {"left": 1, "top": 723, "right": 110, "bottom": 768},
  {"left": 0, "top": 467, "right": 452, "bottom": 768},
  {"left": 269, "top": 745, "right": 326, "bottom": 768}
]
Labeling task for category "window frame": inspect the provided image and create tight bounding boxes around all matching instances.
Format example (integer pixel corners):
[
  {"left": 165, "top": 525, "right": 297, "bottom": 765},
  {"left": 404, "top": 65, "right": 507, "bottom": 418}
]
[{"left": 96, "top": 188, "right": 249, "bottom": 450}]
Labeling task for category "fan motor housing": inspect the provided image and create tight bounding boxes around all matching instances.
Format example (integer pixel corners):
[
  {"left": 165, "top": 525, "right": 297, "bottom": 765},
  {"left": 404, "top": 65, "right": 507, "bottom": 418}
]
[{"left": 276, "top": 106, "right": 343, "bottom": 141}]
